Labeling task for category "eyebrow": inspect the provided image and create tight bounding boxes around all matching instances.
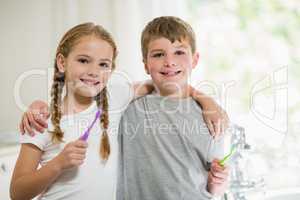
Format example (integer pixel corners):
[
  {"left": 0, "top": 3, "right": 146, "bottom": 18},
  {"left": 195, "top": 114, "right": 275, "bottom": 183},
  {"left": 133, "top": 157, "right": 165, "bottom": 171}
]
[
  {"left": 149, "top": 44, "right": 189, "bottom": 53},
  {"left": 149, "top": 49, "right": 163, "bottom": 53},
  {"left": 77, "top": 54, "right": 112, "bottom": 63},
  {"left": 174, "top": 44, "right": 189, "bottom": 49}
]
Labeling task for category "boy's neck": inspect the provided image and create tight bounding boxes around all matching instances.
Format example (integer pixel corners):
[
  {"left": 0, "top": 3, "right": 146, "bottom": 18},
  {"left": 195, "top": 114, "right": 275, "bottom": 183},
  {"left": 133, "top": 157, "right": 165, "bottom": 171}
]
[
  {"left": 155, "top": 85, "right": 190, "bottom": 99},
  {"left": 62, "top": 93, "right": 93, "bottom": 115}
]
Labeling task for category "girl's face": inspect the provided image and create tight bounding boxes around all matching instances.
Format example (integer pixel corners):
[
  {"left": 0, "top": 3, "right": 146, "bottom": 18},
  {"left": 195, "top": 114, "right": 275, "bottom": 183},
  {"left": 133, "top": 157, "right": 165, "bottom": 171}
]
[{"left": 57, "top": 36, "right": 114, "bottom": 98}]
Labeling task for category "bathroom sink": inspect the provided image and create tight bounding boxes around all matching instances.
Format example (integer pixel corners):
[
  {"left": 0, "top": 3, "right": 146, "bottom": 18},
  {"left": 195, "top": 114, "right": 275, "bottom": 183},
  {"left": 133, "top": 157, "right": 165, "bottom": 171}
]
[
  {"left": 265, "top": 193, "right": 300, "bottom": 200},
  {"left": 265, "top": 188, "right": 300, "bottom": 200}
]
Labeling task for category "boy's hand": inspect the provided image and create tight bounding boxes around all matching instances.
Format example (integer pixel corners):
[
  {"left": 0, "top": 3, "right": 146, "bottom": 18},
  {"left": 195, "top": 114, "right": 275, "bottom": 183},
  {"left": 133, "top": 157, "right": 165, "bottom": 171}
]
[
  {"left": 188, "top": 86, "right": 229, "bottom": 138},
  {"left": 52, "top": 140, "right": 88, "bottom": 170},
  {"left": 20, "top": 100, "right": 49, "bottom": 136},
  {"left": 207, "top": 159, "right": 230, "bottom": 196}
]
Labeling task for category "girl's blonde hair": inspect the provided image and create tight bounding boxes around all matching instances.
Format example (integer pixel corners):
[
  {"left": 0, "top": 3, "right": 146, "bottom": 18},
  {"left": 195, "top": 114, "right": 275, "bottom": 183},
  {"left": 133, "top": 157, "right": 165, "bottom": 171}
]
[{"left": 50, "top": 22, "right": 117, "bottom": 161}]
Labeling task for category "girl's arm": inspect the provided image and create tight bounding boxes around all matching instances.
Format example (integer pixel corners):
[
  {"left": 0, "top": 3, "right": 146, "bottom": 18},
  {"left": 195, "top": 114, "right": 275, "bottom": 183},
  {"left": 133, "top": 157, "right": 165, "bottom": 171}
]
[
  {"left": 10, "top": 144, "right": 63, "bottom": 200},
  {"left": 10, "top": 140, "right": 87, "bottom": 200},
  {"left": 132, "top": 82, "right": 229, "bottom": 137}
]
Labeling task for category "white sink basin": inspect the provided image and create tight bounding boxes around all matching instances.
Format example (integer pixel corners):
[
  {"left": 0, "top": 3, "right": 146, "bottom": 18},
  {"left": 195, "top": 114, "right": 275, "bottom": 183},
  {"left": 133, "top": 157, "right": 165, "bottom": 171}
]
[
  {"left": 265, "top": 188, "right": 300, "bottom": 200},
  {"left": 0, "top": 145, "right": 20, "bottom": 200},
  {"left": 266, "top": 194, "right": 300, "bottom": 200}
]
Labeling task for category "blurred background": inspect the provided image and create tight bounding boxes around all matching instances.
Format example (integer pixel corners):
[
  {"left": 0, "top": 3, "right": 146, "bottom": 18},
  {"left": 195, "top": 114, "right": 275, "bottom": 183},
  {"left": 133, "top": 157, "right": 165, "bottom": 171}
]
[{"left": 0, "top": 0, "right": 299, "bottom": 199}]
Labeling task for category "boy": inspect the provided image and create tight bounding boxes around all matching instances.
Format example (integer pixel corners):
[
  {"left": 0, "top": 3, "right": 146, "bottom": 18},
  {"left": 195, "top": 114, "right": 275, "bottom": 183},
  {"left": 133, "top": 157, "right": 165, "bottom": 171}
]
[{"left": 117, "top": 16, "right": 229, "bottom": 200}]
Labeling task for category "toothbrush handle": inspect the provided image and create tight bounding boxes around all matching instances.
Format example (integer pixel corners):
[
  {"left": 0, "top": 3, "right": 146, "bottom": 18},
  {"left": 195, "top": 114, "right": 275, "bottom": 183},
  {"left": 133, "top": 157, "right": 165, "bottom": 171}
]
[
  {"left": 80, "top": 130, "right": 90, "bottom": 141},
  {"left": 79, "top": 110, "right": 101, "bottom": 141}
]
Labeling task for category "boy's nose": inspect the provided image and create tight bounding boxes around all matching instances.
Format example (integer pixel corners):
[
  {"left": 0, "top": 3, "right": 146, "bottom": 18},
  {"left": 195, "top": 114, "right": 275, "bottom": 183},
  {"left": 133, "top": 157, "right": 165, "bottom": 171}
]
[{"left": 164, "top": 56, "right": 177, "bottom": 67}]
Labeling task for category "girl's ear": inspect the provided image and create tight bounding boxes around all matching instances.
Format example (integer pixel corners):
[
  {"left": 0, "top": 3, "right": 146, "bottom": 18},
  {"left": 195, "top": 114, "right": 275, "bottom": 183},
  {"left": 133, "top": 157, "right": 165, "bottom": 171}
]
[
  {"left": 56, "top": 53, "right": 66, "bottom": 73},
  {"left": 192, "top": 52, "right": 200, "bottom": 69}
]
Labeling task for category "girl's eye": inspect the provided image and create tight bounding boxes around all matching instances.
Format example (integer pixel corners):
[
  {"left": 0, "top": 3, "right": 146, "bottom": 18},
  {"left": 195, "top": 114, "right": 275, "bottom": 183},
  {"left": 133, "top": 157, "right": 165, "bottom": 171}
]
[
  {"left": 152, "top": 52, "right": 164, "bottom": 58},
  {"left": 78, "top": 58, "right": 89, "bottom": 64},
  {"left": 99, "top": 62, "right": 110, "bottom": 68},
  {"left": 175, "top": 50, "right": 185, "bottom": 55}
]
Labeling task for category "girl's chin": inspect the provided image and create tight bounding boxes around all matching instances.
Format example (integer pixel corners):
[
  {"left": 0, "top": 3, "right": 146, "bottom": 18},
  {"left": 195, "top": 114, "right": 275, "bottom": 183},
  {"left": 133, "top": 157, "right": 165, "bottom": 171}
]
[{"left": 75, "top": 88, "right": 102, "bottom": 98}]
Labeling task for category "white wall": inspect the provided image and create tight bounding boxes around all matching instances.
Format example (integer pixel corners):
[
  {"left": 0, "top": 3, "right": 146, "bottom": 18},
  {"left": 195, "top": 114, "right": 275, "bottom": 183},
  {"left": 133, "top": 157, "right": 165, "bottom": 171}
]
[
  {"left": 0, "top": 0, "right": 53, "bottom": 134},
  {"left": 0, "top": 0, "right": 187, "bottom": 134}
]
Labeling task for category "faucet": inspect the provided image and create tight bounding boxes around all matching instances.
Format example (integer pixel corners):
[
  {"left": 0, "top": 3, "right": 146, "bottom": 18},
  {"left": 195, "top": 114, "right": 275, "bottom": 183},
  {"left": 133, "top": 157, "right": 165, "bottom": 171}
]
[{"left": 224, "top": 124, "right": 265, "bottom": 200}]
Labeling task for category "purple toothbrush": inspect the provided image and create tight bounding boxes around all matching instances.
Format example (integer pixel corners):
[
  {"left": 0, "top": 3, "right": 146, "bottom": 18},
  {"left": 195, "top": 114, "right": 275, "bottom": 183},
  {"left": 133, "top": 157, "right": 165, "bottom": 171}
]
[{"left": 79, "top": 109, "right": 102, "bottom": 141}]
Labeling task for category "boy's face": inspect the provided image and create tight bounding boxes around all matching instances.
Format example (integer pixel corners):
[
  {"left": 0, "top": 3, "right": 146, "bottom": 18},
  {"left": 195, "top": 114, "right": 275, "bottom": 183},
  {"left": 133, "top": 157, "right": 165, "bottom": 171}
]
[{"left": 144, "top": 37, "right": 199, "bottom": 96}]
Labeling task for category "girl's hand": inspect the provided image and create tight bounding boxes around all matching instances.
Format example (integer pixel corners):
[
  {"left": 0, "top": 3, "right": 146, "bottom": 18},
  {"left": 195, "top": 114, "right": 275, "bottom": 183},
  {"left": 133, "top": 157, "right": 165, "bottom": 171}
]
[
  {"left": 207, "top": 159, "right": 230, "bottom": 196},
  {"left": 188, "top": 86, "right": 229, "bottom": 138},
  {"left": 53, "top": 140, "right": 88, "bottom": 170},
  {"left": 20, "top": 100, "right": 49, "bottom": 136},
  {"left": 202, "top": 100, "right": 229, "bottom": 138}
]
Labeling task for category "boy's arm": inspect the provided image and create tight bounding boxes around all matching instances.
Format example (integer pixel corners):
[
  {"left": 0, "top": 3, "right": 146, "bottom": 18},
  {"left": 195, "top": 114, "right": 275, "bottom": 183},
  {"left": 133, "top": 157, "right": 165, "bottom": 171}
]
[
  {"left": 189, "top": 86, "right": 229, "bottom": 138},
  {"left": 132, "top": 80, "right": 155, "bottom": 100},
  {"left": 10, "top": 144, "right": 63, "bottom": 200},
  {"left": 21, "top": 81, "right": 154, "bottom": 135}
]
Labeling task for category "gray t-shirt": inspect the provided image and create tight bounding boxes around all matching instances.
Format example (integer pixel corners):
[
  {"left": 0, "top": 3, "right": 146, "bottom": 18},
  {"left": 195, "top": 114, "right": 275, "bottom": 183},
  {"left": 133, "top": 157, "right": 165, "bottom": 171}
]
[{"left": 117, "top": 94, "right": 224, "bottom": 200}]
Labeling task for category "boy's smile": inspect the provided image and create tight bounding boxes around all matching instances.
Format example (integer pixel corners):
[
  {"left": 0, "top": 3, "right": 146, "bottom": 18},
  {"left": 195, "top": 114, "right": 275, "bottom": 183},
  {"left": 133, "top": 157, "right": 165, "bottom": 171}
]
[
  {"left": 145, "top": 37, "right": 199, "bottom": 97},
  {"left": 159, "top": 68, "right": 182, "bottom": 77}
]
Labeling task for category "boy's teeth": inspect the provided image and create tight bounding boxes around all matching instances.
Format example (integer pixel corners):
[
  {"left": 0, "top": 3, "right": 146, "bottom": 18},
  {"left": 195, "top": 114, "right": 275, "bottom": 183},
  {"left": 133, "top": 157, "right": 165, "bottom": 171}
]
[{"left": 161, "top": 71, "right": 181, "bottom": 76}]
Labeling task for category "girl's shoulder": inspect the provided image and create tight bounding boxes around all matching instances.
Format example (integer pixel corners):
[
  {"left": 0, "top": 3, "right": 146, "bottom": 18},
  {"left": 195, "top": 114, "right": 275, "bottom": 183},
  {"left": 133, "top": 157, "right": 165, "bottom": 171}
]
[{"left": 19, "top": 119, "right": 53, "bottom": 151}]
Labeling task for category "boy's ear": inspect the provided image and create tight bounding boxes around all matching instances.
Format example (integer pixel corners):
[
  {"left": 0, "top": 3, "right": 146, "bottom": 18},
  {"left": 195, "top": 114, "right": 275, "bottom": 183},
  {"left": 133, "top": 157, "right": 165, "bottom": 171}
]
[
  {"left": 56, "top": 53, "right": 66, "bottom": 73},
  {"left": 192, "top": 52, "right": 200, "bottom": 69},
  {"left": 143, "top": 60, "right": 150, "bottom": 74}
]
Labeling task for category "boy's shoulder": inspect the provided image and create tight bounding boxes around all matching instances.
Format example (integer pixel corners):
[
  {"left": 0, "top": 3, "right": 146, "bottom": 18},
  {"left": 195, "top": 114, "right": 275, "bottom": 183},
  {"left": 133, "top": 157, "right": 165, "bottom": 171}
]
[
  {"left": 124, "top": 94, "right": 203, "bottom": 117},
  {"left": 122, "top": 95, "right": 149, "bottom": 114}
]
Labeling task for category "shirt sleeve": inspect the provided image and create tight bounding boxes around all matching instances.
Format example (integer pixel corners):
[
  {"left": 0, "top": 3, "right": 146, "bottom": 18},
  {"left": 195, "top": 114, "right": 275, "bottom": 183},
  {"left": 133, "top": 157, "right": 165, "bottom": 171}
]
[
  {"left": 199, "top": 182, "right": 214, "bottom": 199},
  {"left": 19, "top": 129, "right": 51, "bottom": 151}
]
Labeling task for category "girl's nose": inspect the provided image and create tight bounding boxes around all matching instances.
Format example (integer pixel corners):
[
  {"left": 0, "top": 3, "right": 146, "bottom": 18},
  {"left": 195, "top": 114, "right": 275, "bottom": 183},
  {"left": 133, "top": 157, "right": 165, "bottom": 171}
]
[
  {"left": 87, "top": 70, "right": 98, "bottom": 78},
  {"left": 87, "top": 64, "right": 99, "bottom": 77}
]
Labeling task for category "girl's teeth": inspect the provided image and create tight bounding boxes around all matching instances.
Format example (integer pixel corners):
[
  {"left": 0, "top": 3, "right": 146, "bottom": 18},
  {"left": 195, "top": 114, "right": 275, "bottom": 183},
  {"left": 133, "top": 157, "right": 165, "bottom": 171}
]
[{"left": 81, "top": 79, "right": 97, "bottom": 86}]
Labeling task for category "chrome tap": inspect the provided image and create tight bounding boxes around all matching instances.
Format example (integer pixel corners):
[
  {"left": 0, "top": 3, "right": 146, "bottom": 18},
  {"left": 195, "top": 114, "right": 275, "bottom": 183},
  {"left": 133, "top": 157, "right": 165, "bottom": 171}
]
[{"left": 225, "top": 124, "right": 265, "bottom": 200}]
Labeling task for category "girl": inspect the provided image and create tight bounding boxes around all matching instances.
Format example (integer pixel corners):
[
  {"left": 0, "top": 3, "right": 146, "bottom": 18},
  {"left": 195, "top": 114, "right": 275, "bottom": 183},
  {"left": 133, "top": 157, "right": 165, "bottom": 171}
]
[
  {"left": 12, "top": 22, "right": 228, "bottom": 199},
  {"left": 10, "top": 22, "right": 124, "bottom": 200}
]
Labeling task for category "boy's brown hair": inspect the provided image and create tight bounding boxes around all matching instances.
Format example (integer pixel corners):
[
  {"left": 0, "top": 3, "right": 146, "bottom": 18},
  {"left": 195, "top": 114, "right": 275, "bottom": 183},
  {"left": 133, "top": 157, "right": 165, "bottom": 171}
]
[{"left": 141, "top": 16, "right": 196, "bottom": 61}]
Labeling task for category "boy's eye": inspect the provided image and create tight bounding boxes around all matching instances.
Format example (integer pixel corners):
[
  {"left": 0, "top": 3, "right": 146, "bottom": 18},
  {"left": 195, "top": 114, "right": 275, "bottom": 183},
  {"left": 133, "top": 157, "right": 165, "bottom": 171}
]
[
  {"left": 78, "top": 58, "right": 89, "bottom": 64},
  {"left": 175, "top": 50, "right": 185, "bottom": 55},
  {"left": 99, "top": 62, "right": 110, "bottom": 68},
  {"left": 152, "top": 52, "right": 164, "bottom": 58}
]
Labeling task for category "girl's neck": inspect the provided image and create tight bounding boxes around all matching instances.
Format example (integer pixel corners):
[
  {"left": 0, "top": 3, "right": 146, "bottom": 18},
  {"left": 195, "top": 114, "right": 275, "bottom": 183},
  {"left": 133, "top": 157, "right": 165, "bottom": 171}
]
[{"left": 62, "top": 93, "right": 94, "bottom": 115}]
